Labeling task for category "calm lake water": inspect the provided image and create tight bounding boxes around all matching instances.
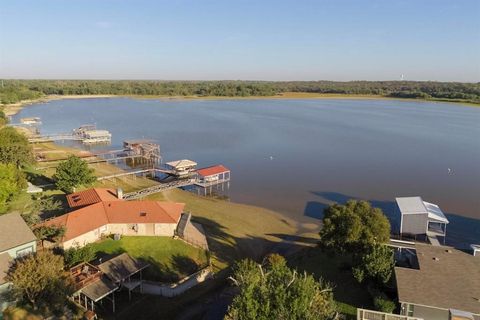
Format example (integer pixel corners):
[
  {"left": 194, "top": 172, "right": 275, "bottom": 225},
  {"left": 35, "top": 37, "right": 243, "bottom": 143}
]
[{"left": 14, "top": 98, "right": 480, "bottom": 247}]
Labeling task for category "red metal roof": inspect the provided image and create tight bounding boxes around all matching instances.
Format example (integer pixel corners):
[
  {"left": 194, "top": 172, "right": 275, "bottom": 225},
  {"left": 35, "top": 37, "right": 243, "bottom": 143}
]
[
  {"left": 196, "top": 165, "right": 230, "bottom": 177},
  {"left": 67, "top": 188, "right": 120, "bottom": 209}
]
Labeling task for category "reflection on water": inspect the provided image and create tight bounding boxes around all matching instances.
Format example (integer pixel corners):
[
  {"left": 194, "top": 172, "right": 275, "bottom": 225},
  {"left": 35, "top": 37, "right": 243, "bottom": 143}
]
[{"left": 14, "top": 98, "right": 480, "bottom": 247}]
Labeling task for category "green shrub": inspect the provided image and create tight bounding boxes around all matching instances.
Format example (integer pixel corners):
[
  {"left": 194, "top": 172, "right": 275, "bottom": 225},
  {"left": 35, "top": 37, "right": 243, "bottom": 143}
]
[
  {"left": 63, "top": 245, "right": 97, "bottom": 268},
  {"left": 373, "top": 293, "right": 396, "bottom": 313}
]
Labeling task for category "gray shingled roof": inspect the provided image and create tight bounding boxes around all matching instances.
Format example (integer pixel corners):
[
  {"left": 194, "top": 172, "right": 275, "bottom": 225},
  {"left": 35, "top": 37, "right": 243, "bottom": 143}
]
[
  {"left": 81, "top": 277, "right": 118, "bottom": 302},
  {"left": 395, "top": 244, "right": 480, "bottom": 314},
  {"left": 98, "top": 253, "right": 149, "bottom": 283},
  {"left": 0, "top": 213, "right": 36, "bottom": 253}
]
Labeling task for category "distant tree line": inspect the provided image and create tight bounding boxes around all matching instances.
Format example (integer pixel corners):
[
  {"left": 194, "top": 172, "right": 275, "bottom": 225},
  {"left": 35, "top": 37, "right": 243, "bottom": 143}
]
[{"left": 1, "top": 79, "right": 479, "bottom": 104}]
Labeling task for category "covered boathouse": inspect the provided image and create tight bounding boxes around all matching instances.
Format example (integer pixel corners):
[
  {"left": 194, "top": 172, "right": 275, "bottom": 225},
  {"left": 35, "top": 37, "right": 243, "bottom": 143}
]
[
  {"left": 165, "top": 159, "right": 198, "bottom": 177},
  {"left": 396, "top": 197, "right": 449, "bottom": 245},
  {"left": 194, "top": 164, "right": 230, "bottom": 196}
]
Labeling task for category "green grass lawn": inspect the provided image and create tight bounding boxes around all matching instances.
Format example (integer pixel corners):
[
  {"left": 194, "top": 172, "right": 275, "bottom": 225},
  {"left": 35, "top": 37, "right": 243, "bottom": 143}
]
[
  {"left": 289, "top": 248, "right": 373, "bottom": 319},
  {"left": 148, "top": 189, "right": 317, "bottom": 271},
  {"left": 90, "top": 236, "right": 209, "bottom": 282}
]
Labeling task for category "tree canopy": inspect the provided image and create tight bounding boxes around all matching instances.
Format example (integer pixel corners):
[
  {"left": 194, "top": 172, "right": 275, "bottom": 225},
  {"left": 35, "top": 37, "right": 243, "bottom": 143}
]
[
  {"left": 53, "top": 155, "right": 96, "bottom": 193},
  {"left": 33, "top": 225, "right": 66, "bottom": 247},
  {"left": 6, "top": 250, "right": 73, "bottom": 314},
  {"left": 63, "top": 245, "right": 97, "bottom": 268},
  {"left": 319, "top": 200, "right": 391, "bottom": 253},
  {"left": 1, "top": 79, "right": 479, "bottom": 104},
  {"left": 225, "top": 254, "right": 336, "bottom": 320},
  {"left": 0, "top": 109, "right": 7, "bottom": 126},
  {"left": 0, "top": 163, "right": 25, "bottom": 213},
  {"left": 352, "top": 243, "right": 395, "bottom": 284},
  {"left": 0, "top": 127, "right": 33, "bottom": 167}
]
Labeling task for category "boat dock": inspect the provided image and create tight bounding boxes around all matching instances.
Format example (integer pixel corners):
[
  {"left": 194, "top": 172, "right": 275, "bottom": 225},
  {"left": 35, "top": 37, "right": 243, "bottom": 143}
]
[
  {"left": 28, "top": 124, "right": 112, "bottom": 144},
  {"left": 97, "top": 164, "right": 231, "bottom": 199},
  {"left": 25, "top": 120, "right": 230, "bottom": 198}
]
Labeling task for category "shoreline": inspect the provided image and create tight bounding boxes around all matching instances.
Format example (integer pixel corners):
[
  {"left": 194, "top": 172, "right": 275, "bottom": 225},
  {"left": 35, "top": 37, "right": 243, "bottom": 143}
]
[
  {"left": 2, "top": 92, "right": 478, "bottom": 117},
  {"left": 2, "top": 94, "right": 116, "bottom": 117},
  {"left": 28, "top": 141, "right": 315, "bottom": 267}
]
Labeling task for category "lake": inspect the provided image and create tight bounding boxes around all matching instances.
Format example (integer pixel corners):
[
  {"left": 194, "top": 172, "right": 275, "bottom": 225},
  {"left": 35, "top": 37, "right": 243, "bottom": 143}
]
[{"left": 13, "top": 98, "right": 480, "bottom": 248}]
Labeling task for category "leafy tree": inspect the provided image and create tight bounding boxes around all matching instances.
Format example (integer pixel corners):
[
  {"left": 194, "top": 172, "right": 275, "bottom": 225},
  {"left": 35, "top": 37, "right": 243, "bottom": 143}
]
[
  {"left": 225, "top": 254, "right": 336, "bottom": 320},
  {"left": 33, "top": 225, "right": 66, "bottom": 247},
  {"left": 53, "top": 155, "right": 96, "bottom": 193},
  {"left": 64, "top": 245, "right": 97, "bottom": 268},
  {"left": 1, "top": 80, "right": 479, "bottom": 104},
  {"left": 21, "top": 211, "right": 40, "bottom": 226},
  {"left": 0, "top": 109, "right": 7, "bottom": 126},
  {"left": 373, "top": 293, "right": 396, "bottom": 313},
  {"left": 319, "top": 200, "right": 390, "bottom": 253},
  {"left": 6, "top": 250, "right": 73, "bottom": 313},
  {"left": 352, "top": 243, "right": 395, "bottom": 284},
  {"left": 0, "top": 127, "right": 33, "bottom": 166},
  {"left": 21, "top": 196, "right": 62, "bottom": 226},
  {"left": 0, "top": 163, "right": 25, "bottom": 213}
]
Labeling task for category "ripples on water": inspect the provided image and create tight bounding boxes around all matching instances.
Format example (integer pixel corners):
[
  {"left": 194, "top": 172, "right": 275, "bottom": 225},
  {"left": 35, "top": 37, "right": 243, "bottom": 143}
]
[{"left": 14, "top": 98, "right": 480, "bottom": 247}]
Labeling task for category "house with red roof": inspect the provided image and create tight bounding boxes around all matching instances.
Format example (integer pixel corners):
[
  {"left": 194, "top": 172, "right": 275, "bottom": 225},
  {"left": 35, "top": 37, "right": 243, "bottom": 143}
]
[{"left": 42, "top": 188, "right": 185, "bottom": 249}]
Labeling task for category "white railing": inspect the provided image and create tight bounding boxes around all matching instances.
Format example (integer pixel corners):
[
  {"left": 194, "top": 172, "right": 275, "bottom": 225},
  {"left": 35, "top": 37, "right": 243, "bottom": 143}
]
[{"left": 357, "top": 309, "right": 423, "bottom": 320}]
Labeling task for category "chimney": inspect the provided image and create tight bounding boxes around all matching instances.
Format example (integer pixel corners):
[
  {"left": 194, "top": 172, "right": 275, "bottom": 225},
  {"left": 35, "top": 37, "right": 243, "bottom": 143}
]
[{"left": 117, "top": 188, "right": 123, "bottom": 200}]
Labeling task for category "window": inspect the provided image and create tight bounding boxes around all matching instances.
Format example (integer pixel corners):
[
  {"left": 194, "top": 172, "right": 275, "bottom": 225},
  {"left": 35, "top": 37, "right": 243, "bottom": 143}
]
[
  {"left": 16, "top": 246, "right": 33, "bottom": 258},
  {"left": 407, "top": 304, "right": 414, "bottom": 317}
]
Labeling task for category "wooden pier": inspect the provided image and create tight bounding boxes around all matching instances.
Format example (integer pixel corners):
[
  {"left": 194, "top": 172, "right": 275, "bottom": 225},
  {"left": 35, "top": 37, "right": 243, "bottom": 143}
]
[
  {"left": 123, "top": 179, "right": 196, "bottom": 200},
  {"left": 28, "top": 133, "right": 84, "bottom": 143}
]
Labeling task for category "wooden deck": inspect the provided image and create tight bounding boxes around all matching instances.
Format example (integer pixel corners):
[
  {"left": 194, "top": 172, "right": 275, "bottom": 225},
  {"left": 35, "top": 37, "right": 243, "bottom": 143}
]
[{"left": 28, "top": 133, "right": 83, "bottom": 143}]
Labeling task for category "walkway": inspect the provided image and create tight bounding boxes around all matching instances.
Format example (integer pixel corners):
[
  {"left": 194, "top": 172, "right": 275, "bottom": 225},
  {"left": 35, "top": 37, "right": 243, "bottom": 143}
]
[{"left": 123, "top": 179, "right": 195, "bottom": 200}]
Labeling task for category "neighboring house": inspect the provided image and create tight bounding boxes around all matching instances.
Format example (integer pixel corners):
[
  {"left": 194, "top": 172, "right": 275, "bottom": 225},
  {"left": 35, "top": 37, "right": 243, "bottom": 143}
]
[
  {"left": 0, "top": 213, "right": 37, "bottom": 311},
  {"left": 396, "top": 196, "right": 449, "bottom": 243},
  {"left": 395, "top": 243, "right": 480, "bottom": 320},
  {"left": 42, "top": 188, "right": 185, "bottom": 249}
]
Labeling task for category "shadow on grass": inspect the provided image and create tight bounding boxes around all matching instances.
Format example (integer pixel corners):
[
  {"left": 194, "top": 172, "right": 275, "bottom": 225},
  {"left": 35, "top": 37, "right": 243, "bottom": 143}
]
[
  {"left": 288, "top": 247, "right": 373, "bottom": 313},
  {"left": 25, "top": 170, "right": 55, "bottom": 187},
  {"left": 141, "top": 255, "right": 200, "bottom": 283},
  {"left": 110, "top": 217, "right": 323, "bottom": 320},
  {"left": 190, "top": 216, "right": 312, "bottom": 264}
]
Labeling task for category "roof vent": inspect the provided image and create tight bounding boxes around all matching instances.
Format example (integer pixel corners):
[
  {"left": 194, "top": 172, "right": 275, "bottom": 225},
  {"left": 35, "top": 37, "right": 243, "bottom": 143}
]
[
  {"left": 433, "top": 257, "right": 440, "bottom": 261},
  {"left": 140, "top": 212, "right": 147, "bottom": 217}
]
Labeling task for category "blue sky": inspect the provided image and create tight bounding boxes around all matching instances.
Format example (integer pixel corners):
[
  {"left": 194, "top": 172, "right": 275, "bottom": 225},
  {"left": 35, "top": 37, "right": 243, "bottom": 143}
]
[{"left": 0, "top": 0, "right": 479, "bottom": 81}]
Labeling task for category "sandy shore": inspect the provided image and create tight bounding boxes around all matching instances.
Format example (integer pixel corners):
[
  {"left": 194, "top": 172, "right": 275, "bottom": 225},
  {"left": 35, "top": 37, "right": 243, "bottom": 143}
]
[{"left": 2, "top": 94, "right": 116, "bottom": 116}]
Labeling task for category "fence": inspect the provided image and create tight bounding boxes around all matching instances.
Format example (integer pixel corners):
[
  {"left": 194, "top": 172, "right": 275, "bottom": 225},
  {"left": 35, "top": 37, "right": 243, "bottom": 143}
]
[
  {"left": 142, "top": 267, "right": 213, "bottom": 297},
  {"left": 357, "top": 309, "right": 423, "bottom": 320}
]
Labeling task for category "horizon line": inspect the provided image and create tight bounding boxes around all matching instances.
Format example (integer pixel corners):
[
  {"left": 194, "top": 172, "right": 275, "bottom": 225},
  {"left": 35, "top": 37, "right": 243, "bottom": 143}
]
[{"left": 1, "top": 78, "right": 479, "bottom": 84}]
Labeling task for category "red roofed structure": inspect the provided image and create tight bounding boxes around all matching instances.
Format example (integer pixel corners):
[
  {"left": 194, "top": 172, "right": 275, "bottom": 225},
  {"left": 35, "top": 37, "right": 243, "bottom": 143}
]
[
  {"left": 194, "top": 165, "right": 231, "bottom": 196},
  {"left": 41, "top": 188, "right": 185, "bottom": 249},
  {"left": 196, "top": 165, "right": 230, "bottom": 178},
  {"left": 67, "top": 188, "right": 120, "bottom": 209}
]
